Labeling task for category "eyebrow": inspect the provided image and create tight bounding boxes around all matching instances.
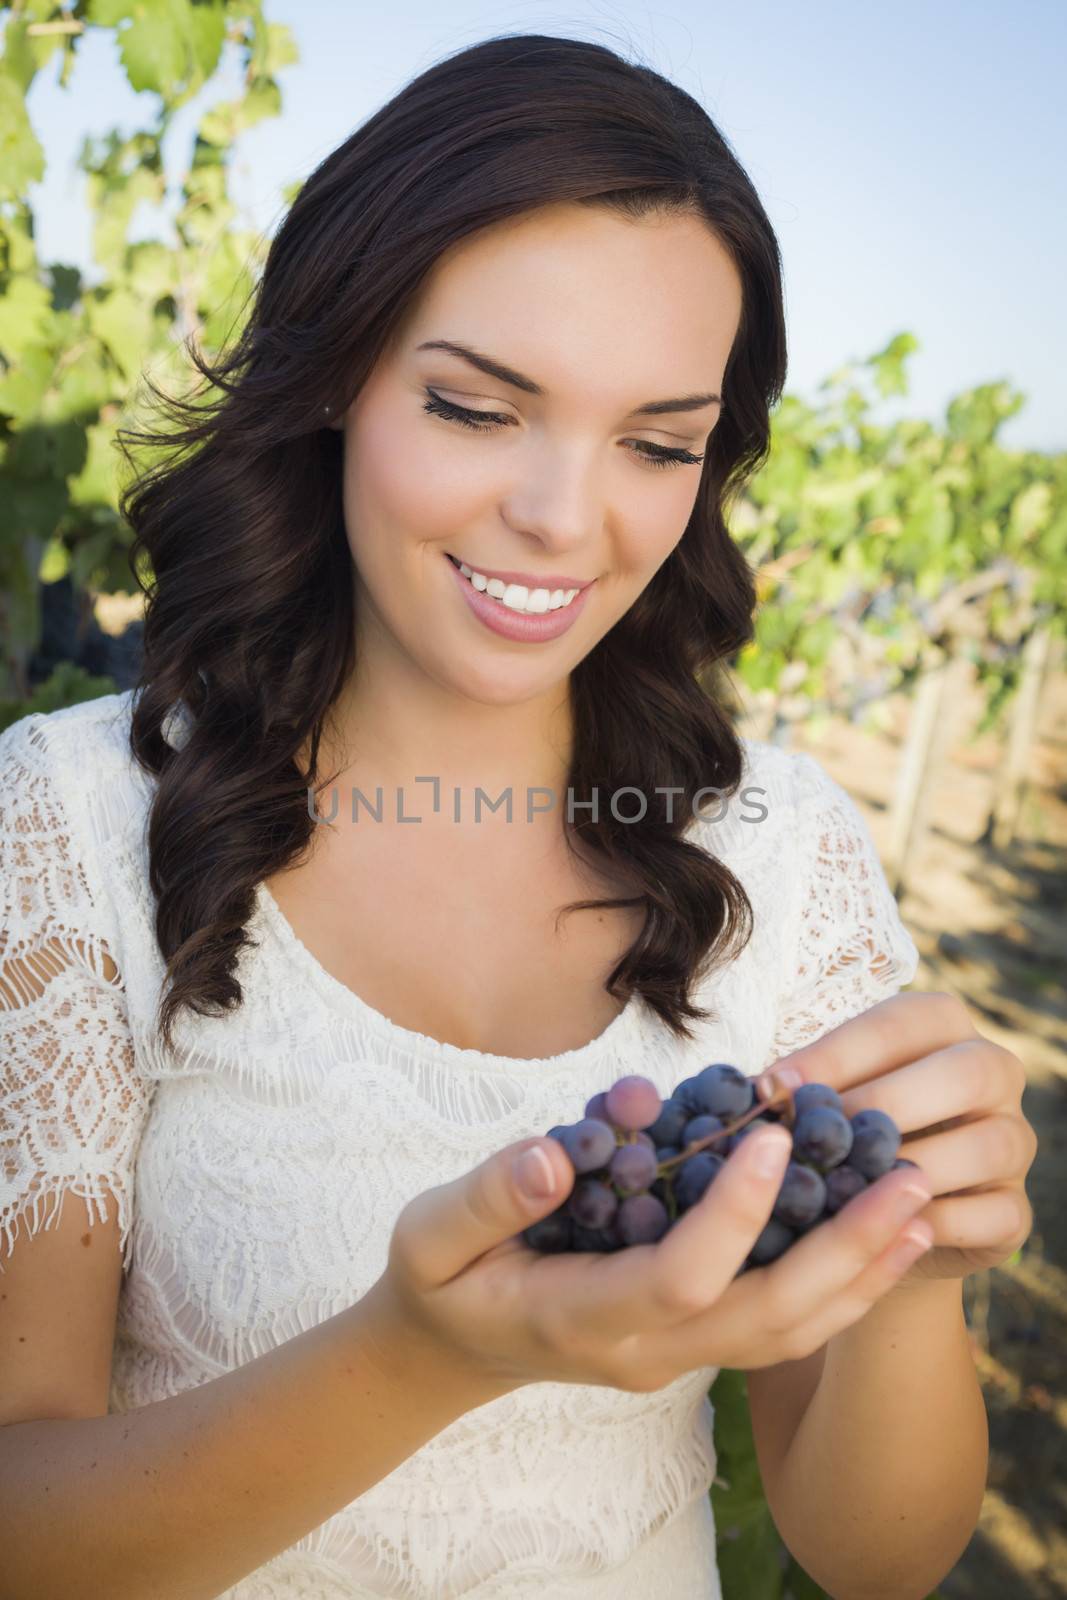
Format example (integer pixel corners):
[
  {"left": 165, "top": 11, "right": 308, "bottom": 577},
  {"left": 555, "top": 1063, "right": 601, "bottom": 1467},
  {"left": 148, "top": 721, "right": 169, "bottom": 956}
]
[{"left": 416, "top": 339, "right": 722, "bottom": 416}]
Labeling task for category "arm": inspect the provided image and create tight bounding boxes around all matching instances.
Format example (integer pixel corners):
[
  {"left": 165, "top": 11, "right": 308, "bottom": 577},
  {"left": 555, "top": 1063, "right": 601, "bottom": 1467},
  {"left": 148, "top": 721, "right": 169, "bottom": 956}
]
[
  {"left": 0, "top": 1278, "right": 508, "bottom": 1600},
  {"left": 748, "top": 1278, "right": 987, "bottom": 1600}
]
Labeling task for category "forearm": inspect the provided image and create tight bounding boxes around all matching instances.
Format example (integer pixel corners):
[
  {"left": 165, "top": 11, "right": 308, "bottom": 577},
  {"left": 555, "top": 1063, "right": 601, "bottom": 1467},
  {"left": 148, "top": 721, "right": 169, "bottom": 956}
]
[
  {"left": 770, "top": 1280, "right": 988, "bottom": 1600},
  {"left": 0, "top": 1277, "right": 508, "bottom": 1600}
]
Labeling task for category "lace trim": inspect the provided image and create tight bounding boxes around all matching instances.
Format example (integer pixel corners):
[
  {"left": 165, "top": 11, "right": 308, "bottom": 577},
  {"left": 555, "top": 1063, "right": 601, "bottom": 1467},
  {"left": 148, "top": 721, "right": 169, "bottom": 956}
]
[
  {"left": 766, "top": 750, "right": 919, "bottom": 1063},
  {"left": 255, "top": 881, "right": 645, "bottom": 1071},
  {"left": 0, "top": 713, "right": 149, "bottom": 1275}
]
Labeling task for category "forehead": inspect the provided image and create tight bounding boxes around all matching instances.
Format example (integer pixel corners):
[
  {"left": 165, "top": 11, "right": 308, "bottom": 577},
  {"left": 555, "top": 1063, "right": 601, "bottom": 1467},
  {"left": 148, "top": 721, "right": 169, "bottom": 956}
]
[{"left": 402, "top": 203, "right": 742, "bottom": 401}]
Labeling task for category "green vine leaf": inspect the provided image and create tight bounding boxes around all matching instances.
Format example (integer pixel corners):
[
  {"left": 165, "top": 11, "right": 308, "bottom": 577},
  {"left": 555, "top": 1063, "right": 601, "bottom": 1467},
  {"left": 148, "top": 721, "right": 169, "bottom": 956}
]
[{"left": 0, "top": 72, "right": 45, "bottom": 197}]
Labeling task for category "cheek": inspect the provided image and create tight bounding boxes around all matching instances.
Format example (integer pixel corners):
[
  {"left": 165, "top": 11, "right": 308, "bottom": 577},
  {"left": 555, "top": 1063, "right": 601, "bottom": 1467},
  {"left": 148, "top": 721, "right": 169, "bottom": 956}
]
[
  {"left": 343, "top": 403, "right": 488, "bottom": 553},
  {"left": 622, "top": 488, "right": 692, "bottom": 576}
]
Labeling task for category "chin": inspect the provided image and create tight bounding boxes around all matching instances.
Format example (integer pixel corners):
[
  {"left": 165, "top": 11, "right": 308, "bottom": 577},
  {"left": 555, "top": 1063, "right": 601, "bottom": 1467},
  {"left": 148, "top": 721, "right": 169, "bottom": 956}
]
[{"left": 438, "top": 654, "right": 561, "bottom": 708}]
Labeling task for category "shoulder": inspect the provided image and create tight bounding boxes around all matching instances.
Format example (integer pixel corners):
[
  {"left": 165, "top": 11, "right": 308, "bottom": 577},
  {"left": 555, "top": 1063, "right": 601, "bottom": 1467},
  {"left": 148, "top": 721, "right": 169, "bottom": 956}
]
[
  {"left": 0, "top": 687, "right": 137, "bottom": 774},
  {"left": 736, "top": 737, "right": 844, "bottom": 806},
  {"left": 736, "top": 738, "right": 873, "bottom": 843},
  {"left": 687, "top": 738, "right": 890, "bottom": 923},
  {"left": 0, "top": 691, "right": 146, "bottom": 955},
  {"left": 686, "top": 737, "right": 830, "bottom": 857}
]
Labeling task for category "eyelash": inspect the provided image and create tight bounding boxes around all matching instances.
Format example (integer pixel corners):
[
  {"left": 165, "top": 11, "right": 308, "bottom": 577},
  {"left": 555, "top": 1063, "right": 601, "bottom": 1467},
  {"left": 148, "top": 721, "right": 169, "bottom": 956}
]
[{"left": 421, "top": 389, "right": 705, "bottom": 470}]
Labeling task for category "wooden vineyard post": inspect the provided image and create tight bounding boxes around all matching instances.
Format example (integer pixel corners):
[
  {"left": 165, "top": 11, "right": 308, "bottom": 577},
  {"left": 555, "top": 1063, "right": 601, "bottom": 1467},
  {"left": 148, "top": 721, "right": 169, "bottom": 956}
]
[
  {"left": 885, "top": 646, "right": 971, "bottom": 900},
  {"left": 988, "top": 622, "right": 1057, "bottom": 852}
]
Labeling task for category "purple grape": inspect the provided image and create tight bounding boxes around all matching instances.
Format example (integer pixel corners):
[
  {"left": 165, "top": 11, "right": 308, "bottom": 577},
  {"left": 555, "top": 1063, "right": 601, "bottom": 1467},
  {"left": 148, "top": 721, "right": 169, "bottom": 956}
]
[
  {"left": 772, "top": 1162, "right": 827, "bottom": 1228},
  {"left": 674, "top": 1151, "right": 724, "bottom": 1210},
  {"left": 749, "top": 1217, "right": 795, "bottom": 1265},
  {"left": 609, "top": 1142, "right": 659, "bottom": 1196},
  {"left": 690, "top": 1063, "right": 754, "bottom": 1119},
  {"left": 847, "top": 1109, "right": 900, "bottom": 1179},
  {"left": 672, "top": 1077, "right": 707, "bottom": 1116},
  {"left": 604, "top": 1074, "right": 662, "bottom": 1132},
  {"left": 522, "top": 1068, "right": 903, "bottom": 1273},
  {"left": 567, "top": 1177, "right": 619, "bottom": 1229},
  {"left": 682, "top": 1113, "right": 726, "bottom": 1148},
  {"left": 793, "top": 1082, "right": 843, "bottom": 1117},
  {"left": 521, "top": 1210, "right": 572, "bottom": 1251},
  {"left": 560, "top": 1117, "right": 617, "bottom": 1174},
  {"left": 646, "top": 1097, "right": 690, "bottom": 1146},
  {"left": 824, "top": 1166, "right": 868, "bottom": 1214},
  {"left": 572, "top": 1222, "right": 622, "bottom": 1252},
  {"left": 617, "top": 1192, "right": 670, "bottom": 1245},
  {"left": 792, "top": 1107, "right": 853, "bottom": 1171},
  {"left": 605, "top": 1213, "right": 626, "bottom": 1247}
]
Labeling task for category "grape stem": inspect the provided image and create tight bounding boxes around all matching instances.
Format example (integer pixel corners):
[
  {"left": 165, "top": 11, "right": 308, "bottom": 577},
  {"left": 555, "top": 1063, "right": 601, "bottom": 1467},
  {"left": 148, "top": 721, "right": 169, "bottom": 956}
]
[{"left": 654, "top": 1086, "right": 796, "bottom": 1178}]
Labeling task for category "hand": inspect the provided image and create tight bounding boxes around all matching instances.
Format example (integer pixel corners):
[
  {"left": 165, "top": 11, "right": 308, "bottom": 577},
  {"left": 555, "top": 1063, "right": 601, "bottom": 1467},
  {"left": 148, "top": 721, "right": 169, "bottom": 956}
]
[
  {"left": 755, "top": 991, "right": 1038, "bottom": 1289},
  {"left": 376, "top": 1113, "right": 944, "bottom": 1396}
]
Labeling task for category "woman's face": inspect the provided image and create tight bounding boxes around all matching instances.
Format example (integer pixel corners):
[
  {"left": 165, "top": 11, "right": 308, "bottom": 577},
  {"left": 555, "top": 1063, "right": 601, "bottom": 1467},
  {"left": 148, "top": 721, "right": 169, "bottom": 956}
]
[{"left": 332, "top": 201, "right": 743, "bottom": 711}]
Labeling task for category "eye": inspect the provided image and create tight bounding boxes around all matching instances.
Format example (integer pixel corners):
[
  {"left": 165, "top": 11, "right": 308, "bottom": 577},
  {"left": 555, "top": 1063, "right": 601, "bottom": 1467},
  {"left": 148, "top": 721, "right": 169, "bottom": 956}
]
[
  {"left": 422, "top": 390, "right": 510, "bottom": 434},
  {"left": 422, "top": 389, "right": 705, "bottom": 470},
  {"left": 628, "top": 440, "right": 706, "bottom": 470}
]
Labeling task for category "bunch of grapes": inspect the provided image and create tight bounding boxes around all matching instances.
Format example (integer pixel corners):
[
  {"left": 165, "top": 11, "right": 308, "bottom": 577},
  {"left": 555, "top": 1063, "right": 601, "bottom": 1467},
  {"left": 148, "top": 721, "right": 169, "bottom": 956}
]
[{"left": 522, "top": 1065, "right": 919, "bottom": 1272}]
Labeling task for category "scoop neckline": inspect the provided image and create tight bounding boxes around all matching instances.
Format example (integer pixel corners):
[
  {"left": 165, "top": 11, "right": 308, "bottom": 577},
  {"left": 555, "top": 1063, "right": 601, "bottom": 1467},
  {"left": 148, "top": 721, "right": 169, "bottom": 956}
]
[{"left": 254, "top": 880, "right": 643, "bottom": 1068}]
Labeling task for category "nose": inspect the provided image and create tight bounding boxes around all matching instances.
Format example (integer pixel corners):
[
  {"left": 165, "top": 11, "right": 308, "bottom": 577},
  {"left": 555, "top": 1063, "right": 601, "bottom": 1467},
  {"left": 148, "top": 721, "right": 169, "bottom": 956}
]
[{"left": 499, "top": 447, "right": 603, "bottom": 559}]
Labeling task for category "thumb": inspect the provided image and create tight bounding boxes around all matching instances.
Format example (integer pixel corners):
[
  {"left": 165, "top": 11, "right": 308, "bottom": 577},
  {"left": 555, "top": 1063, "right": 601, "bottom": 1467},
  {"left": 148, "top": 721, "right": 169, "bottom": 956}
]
[{"left": 392, "top": 1137, "right": 572, "bottom": 1289}]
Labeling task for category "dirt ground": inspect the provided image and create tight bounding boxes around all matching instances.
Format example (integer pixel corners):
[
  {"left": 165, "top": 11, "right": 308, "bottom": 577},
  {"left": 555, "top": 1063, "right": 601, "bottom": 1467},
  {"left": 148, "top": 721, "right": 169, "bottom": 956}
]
[{"left": 762, "top": 653, "right": 1067, "bottom": 1600}]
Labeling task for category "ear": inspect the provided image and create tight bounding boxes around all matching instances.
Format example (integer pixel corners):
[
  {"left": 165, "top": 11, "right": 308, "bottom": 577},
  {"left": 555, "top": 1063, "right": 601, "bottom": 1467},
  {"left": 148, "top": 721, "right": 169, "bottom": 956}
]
[{"left": 323, "top": 406, "right": 345, "bottom": 432}]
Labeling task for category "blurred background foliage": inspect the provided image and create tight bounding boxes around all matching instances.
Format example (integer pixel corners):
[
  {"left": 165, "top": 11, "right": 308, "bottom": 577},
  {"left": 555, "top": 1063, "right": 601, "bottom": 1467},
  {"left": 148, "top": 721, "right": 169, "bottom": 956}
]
[
  {"left": 0, "top": 1, "right": 1063, "bottom": 743},
  {"left": 0, "top": 0, "right": 300, "bottom": 724},
  {"left": 0, "top": 6, "right": 1063, "bottom": 1598}
]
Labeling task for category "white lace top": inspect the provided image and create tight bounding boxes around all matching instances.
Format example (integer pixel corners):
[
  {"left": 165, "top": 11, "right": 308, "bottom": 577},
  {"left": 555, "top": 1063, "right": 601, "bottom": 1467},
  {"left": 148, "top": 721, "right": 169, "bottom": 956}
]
[{"left": 0, "top": 690, "right": 920, "bottom": 1600}]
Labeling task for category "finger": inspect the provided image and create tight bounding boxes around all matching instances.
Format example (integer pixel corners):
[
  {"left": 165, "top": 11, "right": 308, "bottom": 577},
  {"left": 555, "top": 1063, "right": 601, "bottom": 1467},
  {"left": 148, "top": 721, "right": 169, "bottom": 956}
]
[
  {"left": 758, "top": 991, "right": 975, "bottom": 1100},
  {"left": 899, "top": 1111, "right": 1039, "bottom": 1193},
  {"left": 744, "top": 1219, "right": 936, "bottom": 1360},
  {"left": 562, "top": 1126, "right": 794, "bottom": 1340},
  {"left": 837, "top": 1040, "right": 1023, "bottom": 1133},
  {"left": 919, "top": 1186, "right": 1032, "bottom": 1252},
  {"left": 393, "top": 1136, "right": 573, "bottom": 1289},
  {"left": 653, "top": 1163, "right": 935, "bottom": 1363}
]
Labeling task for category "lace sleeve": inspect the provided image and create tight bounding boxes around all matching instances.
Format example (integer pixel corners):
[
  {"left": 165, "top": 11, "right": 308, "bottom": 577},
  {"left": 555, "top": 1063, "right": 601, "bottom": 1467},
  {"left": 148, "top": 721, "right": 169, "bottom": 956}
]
[
  {"left": 763, "top": 750, "right": 921, "bottom": 1067},
  {"left": 0, "top": 711, "right": 151, "bottom": 1275}
]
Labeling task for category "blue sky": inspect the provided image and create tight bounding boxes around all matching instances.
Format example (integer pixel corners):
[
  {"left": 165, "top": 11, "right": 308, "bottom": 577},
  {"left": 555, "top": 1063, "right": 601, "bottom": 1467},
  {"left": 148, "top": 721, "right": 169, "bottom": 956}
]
[{"left": 23, "top": 0, "right": 1066, "bottom": 452}]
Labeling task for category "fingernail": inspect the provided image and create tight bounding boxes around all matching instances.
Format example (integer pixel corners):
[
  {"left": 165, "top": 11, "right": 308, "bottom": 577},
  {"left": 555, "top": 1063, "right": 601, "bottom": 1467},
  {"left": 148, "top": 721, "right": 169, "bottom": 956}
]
[
  {"left": 891, "top": 1222, "right": 934, "bottom": 1268},
  {"left": 759, "top": 1067, "right": 802, "bottom": 1100},
  {"left": 895, "top": 1181, "right": 932, "bottom": 1219},
  {"left": 753, "top": 1131, "right": 792, "bottom": 1178},
  {"left": 514, "top": 1146, "right": 556, "bottom": 1200}
]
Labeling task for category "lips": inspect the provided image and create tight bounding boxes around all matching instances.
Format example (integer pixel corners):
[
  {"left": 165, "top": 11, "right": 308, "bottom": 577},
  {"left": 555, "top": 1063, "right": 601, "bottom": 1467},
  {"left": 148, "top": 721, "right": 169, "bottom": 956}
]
[{"left": 444, "top": 549, "right": 594, "bottom": 643}]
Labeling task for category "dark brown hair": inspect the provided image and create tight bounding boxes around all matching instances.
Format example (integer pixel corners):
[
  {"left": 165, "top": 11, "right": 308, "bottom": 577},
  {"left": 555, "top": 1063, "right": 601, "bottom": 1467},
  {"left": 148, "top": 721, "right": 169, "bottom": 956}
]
[{"left": 118, "top": 33, "right": 787, "bottom": 1052}]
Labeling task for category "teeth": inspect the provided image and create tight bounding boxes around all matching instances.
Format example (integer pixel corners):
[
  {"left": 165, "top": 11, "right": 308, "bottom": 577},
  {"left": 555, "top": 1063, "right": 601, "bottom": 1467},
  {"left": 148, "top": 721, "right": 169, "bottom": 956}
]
[{"left": 455, "top": 559, "right": 580, "bottom": 614}]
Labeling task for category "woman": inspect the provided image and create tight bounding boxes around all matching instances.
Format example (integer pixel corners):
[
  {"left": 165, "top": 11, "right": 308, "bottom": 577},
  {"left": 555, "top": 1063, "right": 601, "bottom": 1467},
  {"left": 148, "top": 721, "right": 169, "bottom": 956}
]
[{"left": 0, "top": 32, "right": 1035, "bottom": 1600}]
